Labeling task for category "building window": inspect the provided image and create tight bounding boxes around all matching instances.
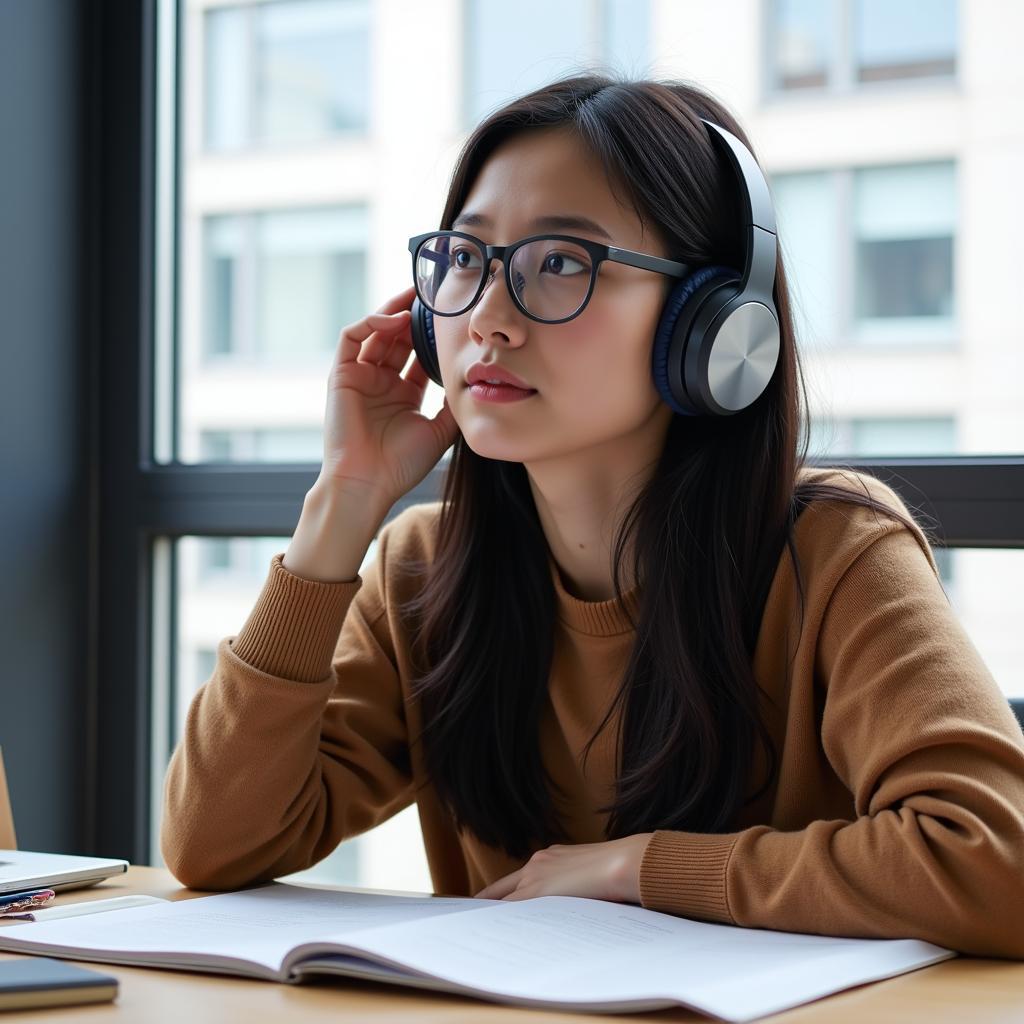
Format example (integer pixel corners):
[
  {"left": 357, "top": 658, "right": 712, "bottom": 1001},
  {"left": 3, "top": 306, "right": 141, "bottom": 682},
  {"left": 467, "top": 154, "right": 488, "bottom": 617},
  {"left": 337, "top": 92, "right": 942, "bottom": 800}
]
[
  {"left": 806, "top": 415, "right": 957, "bottom": 461},
  {"left": 855, "top": 0, "right": 958, "bottom": 83},
  {"left": 199, "top": 428, "right": 324, "bottom": 464},
  {"left": 771, "top": 171, "right": 841, "bottom": 349},
  {"left": 204, "top": 0, "right": 372, "bottom": 151},
  {"left": 767, "top": 0, "right": 957, "bottom": 95},
  {"left": 771, "top": 0, "right": 837, "bottom": 90},
  {"left": 463, "top": 0, "right": 650, "bottom": 126},
  {"left": 853, "top": 163, "right": 956, "bottom": 344},
  {"left": 202, "top": 206, "right": 369, "bottom": 363},
  {"left": 848, "top": 416, "right": 956, "bottom": 456},
  {"left": 771, "top": 161, "right": 956, "bottom": 347}
]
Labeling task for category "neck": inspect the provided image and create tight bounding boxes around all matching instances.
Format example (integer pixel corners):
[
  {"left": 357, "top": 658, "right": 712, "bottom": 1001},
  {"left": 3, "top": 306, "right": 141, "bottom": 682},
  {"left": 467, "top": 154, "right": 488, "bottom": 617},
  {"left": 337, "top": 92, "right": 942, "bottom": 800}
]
[{"left": 525, "top": 407, "right": 671, "bottom": 602}]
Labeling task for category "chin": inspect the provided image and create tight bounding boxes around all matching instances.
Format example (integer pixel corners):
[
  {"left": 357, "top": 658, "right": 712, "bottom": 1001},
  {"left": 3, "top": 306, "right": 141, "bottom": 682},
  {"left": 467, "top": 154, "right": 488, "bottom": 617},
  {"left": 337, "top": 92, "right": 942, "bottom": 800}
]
[{"left": 462, "top": 435, "right": 531, "bottom": 463}]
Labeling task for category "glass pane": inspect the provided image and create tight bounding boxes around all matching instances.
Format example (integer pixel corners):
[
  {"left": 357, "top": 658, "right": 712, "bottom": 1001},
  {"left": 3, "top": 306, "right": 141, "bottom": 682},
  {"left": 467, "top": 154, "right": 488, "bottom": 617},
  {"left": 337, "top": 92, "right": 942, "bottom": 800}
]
[
  {"left": 255, "top": 207, "right": 369, "bottom": 361},
  {"left": 855, "top": 0, "right": 957, "bottom": 83},
  {"left": 775, "top": 159, "right": 1011, "bottom": 457},
  {"left": 944, "top": 550, "right": 1024, "bottom": 700},
  {"left": 463, "top": 0, "right": 651, "bottom": 129},
  {"left": 204, "top": 6, "right": 251, "bottom": 151},
  {"left": 204, "top": 0, "right": 371, "bottom": 151},
  {"left": 198, "top": 428, "right": 323, "bottom": 462},
  {"left": 166, "top": 533, "right": 432, "bottom": 892},
  {"left": 170, "top": 0, "right": 1018, "bottom": 469},
  {"left": 848, "top": 417, "right": 957, "bottom": 455},
  {"left": 463, "top": 0, "right": 594, "bottom": 124},
  {"left": 177, "top": 1, "right": 453, "bottom": 466},
  {"left": 853, "top": 163, "right": 955, "bottom": 343},
  {"left": 182, "top": 206, "right": 369, "bottom": 463},
  {"left": 771, "top": 171, "right": 841, "bottom": 347},
  {"left": 770, "top": 0, "right": 836, "bottom": 90},
  {"left": 203, "top": 216, "right": 243, "bottom": 357},
  {"left": 604, "top": 0, "right": 651, "bottom": 77}
]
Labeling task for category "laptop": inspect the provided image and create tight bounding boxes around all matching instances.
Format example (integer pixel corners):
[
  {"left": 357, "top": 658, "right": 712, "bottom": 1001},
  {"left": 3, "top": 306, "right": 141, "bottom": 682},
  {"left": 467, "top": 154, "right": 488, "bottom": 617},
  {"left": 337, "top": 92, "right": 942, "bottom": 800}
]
[{"left": 0, "top": 850, "right": 129, "bottom": 896}]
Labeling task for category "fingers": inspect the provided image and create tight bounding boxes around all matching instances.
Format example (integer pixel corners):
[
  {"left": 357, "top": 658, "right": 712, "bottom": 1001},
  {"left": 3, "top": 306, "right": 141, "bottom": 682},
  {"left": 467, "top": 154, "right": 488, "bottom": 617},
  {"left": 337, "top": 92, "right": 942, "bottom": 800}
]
[
  {"left": 359, "top": 311, "right": 411, "bottom": 366},
  {"left": 376, "top": 319, "right": 418, "bottom": 372},
  {"left": 338, "top": 310, "right": 407, "bottom": 366},
  {"left": 337, "top": 286, "right": 417, "bottom": 365}
]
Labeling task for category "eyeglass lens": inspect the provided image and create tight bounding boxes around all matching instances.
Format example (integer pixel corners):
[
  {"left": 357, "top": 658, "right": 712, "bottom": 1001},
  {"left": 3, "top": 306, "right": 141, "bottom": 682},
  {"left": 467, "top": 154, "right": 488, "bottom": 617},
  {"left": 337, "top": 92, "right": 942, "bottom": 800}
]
[{"left": 414, "top": 233, "right": 594, "bottom": 321}]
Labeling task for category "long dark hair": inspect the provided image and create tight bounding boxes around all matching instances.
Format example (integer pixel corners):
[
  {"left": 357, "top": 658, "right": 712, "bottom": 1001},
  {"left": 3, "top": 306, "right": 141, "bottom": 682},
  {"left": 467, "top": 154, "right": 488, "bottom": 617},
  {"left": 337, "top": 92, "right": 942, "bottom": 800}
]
[{"left": 402, "top": 72, "right": 936, "bottom": 860}]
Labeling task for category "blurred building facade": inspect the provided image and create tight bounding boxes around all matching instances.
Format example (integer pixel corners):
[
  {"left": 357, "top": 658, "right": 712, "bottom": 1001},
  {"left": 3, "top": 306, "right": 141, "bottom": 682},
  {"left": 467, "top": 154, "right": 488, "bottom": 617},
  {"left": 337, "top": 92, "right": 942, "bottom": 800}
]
[{"left": 165, "top": 0, "right": 1024, "bottom": 887}]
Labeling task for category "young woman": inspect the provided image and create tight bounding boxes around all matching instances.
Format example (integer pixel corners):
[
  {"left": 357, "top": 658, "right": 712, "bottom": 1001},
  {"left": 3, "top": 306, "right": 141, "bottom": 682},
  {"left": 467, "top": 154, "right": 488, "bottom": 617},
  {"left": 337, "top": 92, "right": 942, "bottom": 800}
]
[{"left": 161, "top": 73, "right": 1024, "bottom": 958}]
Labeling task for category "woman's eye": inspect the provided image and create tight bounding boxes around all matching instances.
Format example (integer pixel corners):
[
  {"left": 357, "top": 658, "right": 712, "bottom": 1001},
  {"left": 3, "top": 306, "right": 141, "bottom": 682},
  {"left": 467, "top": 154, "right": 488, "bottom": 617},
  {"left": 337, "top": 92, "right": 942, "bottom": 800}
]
[
  {"left": 451, "top": 247, "right": 480, "bottom": 270},
  {"left": 541, "top": 252, "right": 588, "bottom": 276}
]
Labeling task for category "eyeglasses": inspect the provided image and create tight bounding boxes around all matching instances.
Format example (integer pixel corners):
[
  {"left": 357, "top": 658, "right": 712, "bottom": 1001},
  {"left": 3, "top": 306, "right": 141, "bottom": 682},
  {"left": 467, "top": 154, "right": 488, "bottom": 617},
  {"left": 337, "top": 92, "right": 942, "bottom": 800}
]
[{"left": 408, "top": 229, "right": 693, "bottom": 325}]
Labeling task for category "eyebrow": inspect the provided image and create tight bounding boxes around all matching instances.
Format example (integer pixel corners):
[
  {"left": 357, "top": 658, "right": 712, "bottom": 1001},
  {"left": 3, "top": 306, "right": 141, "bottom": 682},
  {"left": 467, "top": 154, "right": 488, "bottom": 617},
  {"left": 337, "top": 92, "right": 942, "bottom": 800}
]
[{"left": 450, "top": 211, "right": 613, "bottom": 242}]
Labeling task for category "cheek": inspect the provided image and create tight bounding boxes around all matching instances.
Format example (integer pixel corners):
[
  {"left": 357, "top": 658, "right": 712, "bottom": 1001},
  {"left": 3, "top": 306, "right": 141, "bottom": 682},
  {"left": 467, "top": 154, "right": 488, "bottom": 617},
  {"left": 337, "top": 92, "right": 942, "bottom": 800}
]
[
  {"left": 571, "top": 313, "right": 659, "bottom": 403},
  {"left": 433, "top": 319, "right": 469, "bottom": 389}
]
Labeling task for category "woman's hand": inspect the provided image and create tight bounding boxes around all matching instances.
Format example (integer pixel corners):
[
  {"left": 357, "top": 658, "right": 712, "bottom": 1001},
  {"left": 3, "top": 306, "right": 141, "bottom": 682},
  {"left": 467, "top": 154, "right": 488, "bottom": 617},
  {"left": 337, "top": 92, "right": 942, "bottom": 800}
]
[
  {"left": 318, "top": 283, "right": 459, "bottom": 512},
  {"left": 474, "top": 834, "right": 655, "bottom": 904}
]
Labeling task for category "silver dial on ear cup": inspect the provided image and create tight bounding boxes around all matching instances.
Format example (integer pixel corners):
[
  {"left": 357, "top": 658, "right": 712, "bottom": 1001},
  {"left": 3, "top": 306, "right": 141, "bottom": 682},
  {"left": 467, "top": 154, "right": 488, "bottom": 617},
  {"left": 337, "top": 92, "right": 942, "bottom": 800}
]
[{"left": 705, "top": 302, "right": 780, "bottom": 412}]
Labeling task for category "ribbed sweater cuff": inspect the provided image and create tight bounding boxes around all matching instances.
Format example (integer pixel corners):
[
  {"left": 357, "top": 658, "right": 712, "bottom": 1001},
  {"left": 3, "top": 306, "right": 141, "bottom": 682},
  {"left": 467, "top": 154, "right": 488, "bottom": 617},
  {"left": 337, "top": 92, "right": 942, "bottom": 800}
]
[
  {"left": 638, "top": 829, "right": 740, "bottom": 924},
  {"left": 229, "top": 552, "right": 364, "bottom": 684}
]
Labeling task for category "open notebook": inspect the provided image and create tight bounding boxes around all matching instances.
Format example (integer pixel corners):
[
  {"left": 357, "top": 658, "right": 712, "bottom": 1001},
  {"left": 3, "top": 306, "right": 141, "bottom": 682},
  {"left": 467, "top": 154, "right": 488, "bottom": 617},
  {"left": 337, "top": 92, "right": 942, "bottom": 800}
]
[{"left": 0, "top": 882, "right": 956, "bottom": 1021}]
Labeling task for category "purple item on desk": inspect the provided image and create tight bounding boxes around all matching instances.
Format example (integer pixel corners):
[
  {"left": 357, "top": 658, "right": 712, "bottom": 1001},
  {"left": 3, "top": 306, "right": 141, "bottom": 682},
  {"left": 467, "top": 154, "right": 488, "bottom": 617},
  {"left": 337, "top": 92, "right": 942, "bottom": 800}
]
[{"left": 0, "top": 889, "right": 55, "bottom": 916}]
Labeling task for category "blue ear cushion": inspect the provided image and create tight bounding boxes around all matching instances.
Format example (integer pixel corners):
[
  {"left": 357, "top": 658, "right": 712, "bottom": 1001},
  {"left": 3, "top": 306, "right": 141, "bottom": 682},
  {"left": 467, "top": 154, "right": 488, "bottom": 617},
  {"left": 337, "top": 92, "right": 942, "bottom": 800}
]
[
  {"left": 412, "top": 298, "right": 443, "bottom": 386},
  {"left": 423, "top": 306, "right": 439, "bottom": 378},
  {"left": 651, "top": 264, "right": 738, "bottom": 416}
]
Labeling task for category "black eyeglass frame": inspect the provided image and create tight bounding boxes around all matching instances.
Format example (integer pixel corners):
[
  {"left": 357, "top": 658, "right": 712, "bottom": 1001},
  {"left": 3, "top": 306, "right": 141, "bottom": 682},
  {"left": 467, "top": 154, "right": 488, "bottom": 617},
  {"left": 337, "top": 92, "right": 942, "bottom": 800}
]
[{"left": 407, "top": 229, "right": 694, "bottom": 325}]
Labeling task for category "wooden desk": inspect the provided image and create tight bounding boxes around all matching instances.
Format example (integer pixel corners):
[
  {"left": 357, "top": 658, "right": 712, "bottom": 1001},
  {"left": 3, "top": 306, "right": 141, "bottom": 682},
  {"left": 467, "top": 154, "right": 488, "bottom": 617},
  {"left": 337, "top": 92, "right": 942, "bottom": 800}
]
[{"left": 1, "top": 866, "right": 1023, "bottom": 1022}]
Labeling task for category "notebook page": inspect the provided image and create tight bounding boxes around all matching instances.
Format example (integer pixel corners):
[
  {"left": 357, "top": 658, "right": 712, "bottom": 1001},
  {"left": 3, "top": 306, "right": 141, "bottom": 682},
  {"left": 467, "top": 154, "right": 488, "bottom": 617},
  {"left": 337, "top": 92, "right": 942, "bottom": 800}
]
[
  {"left": 0, "top": 883, "right": 499, "bottom": 978},
  {"left": 332, "top": 894, "right": 956, "bottom": 1019}
]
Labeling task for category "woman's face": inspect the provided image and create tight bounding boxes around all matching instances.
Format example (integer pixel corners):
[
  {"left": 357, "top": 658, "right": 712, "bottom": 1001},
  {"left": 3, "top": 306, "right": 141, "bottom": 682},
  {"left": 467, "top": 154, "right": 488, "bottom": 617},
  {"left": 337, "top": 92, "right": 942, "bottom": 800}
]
[{"left": 434, "top": 126, "right": 676, "bottom": 465}]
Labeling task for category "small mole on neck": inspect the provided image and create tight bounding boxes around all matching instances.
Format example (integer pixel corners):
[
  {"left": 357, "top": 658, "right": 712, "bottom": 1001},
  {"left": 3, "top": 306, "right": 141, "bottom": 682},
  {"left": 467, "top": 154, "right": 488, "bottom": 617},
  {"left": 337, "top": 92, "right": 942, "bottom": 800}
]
[{"left": 578, "top": 543, "right": 585, "bottom": 549}]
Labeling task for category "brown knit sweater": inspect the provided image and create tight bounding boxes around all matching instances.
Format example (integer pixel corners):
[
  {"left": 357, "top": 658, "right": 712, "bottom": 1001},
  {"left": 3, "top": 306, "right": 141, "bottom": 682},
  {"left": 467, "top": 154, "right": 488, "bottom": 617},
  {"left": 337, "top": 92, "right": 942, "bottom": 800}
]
[{"left": 160, "top": 466, "right": 1024, "bottom": 958}]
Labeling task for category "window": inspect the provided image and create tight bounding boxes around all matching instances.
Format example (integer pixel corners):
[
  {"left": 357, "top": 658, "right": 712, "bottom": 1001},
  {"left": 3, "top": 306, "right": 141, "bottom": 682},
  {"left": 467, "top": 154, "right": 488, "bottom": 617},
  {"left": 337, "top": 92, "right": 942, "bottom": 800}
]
[
  {"left": 853, "top": 163, "right": 956, "bottom": 343},
  {"left": 855, "top": 0, "right": 958, "bottom": 83},
  {"left": 463, "top": 0, "right": 651, "bottom": 125},
  {"left": 943, "top": 550, "right": 1024, "bottom": 701},
  {"left": 771, "top": 0, "right": 836, "bottom": 90},
  {"left": 772, "top": 171, "right": 841, "bottom": 349},
  {"left": 204, "top": 0, "right": 371, "bottom": 150},
  {"left": 807, "top": 416, "right": 957, "bottom": 459},
  {"left": 201, "top": 207, "right": 369, "bottom": 362},
  {"left": 179, "top": 206, "right": 369, "bottom": 465},
  {"left": 200, "top": 428, "right": 324, "bottom": 464},
  {"left": 772, "top": 162, "right": 956, "bottom": 349},
  {"left": 767, "top": 0, "right": 957, "bottom": 95},
  {"left": 84, "top": 0, "right": 1020, "bottom": 874}
]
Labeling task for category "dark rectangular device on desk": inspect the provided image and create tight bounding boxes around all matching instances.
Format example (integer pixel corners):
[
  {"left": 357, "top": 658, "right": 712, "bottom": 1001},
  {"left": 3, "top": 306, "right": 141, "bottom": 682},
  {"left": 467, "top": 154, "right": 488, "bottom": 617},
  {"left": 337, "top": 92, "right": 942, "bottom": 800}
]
[{"left": 0, "top": 957, "right": 118, "bottom": 1011}]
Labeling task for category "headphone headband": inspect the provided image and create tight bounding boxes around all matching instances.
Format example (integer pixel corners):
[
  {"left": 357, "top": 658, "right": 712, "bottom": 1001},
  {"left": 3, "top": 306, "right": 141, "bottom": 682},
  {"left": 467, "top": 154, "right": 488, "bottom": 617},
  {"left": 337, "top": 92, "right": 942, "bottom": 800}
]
[{"left": 699, "top": 118, "right": 777, "bottom": 306}]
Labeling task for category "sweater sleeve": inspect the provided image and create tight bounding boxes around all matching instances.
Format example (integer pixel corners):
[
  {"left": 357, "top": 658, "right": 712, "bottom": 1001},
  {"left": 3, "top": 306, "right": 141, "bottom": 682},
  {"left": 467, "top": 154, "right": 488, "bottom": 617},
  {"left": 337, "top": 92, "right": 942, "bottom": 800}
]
[
  {"left": 637, "top": 521, "right": 1024, "bottom": 959},
  {"left": 160, "top": 518, "right": 414, "bottom": 891}
]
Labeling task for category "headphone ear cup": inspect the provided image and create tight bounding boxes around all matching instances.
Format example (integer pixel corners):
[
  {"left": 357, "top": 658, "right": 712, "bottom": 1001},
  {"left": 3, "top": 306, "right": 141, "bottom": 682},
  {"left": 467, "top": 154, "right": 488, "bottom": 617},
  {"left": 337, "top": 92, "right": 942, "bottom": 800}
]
[
  {"left": 652, "top": 265, "right": 738, "bottom": 416},
  {"left": 410, "top": 296, "right": 443, "bottom": 386}
]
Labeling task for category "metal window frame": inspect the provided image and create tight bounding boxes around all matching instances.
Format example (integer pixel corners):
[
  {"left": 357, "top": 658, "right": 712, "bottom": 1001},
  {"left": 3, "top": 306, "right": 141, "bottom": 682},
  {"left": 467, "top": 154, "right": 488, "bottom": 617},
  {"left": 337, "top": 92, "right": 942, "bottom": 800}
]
[{"left": 89, "top": 0, "right": 1024, "bottom": 864}]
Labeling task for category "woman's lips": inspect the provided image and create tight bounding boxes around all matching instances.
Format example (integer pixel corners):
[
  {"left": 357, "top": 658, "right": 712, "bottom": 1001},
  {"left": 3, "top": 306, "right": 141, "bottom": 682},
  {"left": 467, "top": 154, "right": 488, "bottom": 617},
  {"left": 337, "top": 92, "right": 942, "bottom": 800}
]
[{"left": 468, "top": 382, "right": 538, "bottom": 403}]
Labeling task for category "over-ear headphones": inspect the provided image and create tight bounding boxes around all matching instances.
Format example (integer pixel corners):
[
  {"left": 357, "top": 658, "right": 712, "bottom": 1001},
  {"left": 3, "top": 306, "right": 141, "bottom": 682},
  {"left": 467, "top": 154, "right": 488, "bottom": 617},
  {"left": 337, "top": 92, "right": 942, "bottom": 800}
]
[{"left": 408, "top": 118, "right": 780, "bottom": 417}]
